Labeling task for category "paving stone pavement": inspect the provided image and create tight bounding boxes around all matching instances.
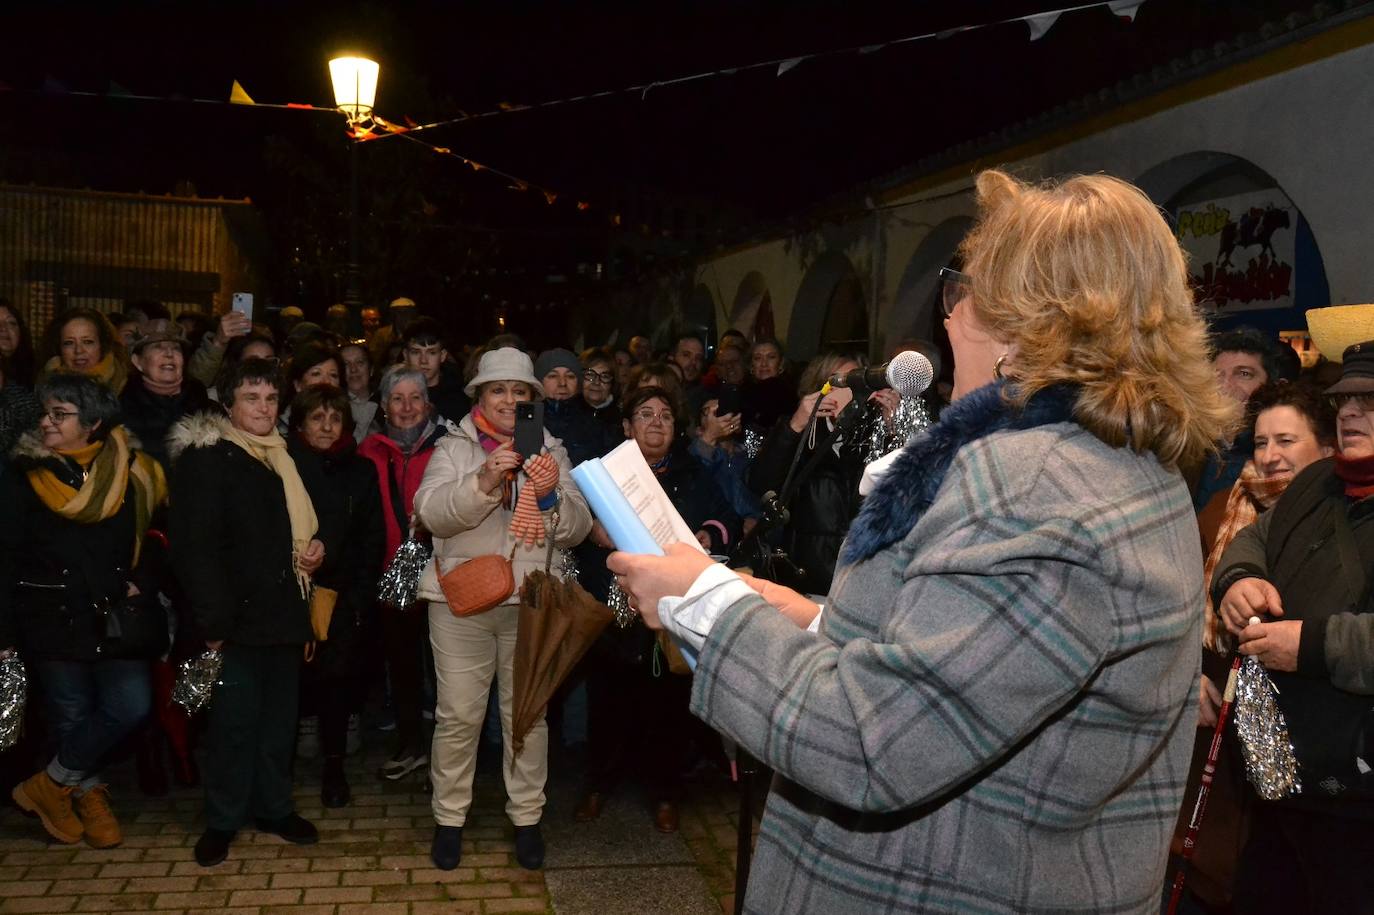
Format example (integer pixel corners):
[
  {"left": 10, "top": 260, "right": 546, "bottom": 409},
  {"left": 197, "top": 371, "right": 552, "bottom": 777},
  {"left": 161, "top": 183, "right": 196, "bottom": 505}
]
[{"left": 0, "top": 727, "right": 760, "bottom": 914}]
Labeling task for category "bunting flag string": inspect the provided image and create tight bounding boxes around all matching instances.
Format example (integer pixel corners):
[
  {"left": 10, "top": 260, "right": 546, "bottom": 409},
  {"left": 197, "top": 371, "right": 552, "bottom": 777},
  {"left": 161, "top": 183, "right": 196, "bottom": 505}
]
[
  {"left": 387, "top": 128, "right": 604, "bottom": 221},
  {"left": 361, "top": 0, "right": 1143, "bottom": 142}
]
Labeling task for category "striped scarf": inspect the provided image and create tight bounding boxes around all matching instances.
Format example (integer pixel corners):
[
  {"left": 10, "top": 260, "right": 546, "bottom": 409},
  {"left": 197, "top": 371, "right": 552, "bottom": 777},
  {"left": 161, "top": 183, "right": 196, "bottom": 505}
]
[
  {"left": 26, "top": 425, "right": 168, "bottom": 564},
  {"left": 1200, "top": 460, "right": 1289, "bottom": 652}
]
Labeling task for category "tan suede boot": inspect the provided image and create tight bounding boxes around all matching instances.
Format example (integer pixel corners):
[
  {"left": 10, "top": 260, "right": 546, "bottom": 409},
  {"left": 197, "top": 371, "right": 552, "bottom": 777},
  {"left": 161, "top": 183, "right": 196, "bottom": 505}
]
[
  {"left": 74, "top": 785, "right": 122, "bottom": 848},
  {"left": 12, "top": 772, "right": 83, "bottom": 844}
]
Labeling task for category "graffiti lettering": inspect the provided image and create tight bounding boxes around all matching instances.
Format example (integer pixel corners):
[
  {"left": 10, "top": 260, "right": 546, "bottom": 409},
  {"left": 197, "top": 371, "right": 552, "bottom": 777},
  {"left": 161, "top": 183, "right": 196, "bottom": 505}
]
[
  {"left": 1176, "top": 204, "right": 1231, "bottom": 240},
  {"left": 1193, "top": 254, "right": 1293, "bottom": 309}
]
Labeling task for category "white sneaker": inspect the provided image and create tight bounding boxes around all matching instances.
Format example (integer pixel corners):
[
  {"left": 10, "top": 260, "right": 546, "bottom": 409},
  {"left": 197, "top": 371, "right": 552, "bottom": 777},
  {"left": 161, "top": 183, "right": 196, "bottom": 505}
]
[
  {"left": 377, "top": 749, "right": 428, "bottom": 781},
  {"left": 296, "top": 716, "right": 320, "bottom": 760}
]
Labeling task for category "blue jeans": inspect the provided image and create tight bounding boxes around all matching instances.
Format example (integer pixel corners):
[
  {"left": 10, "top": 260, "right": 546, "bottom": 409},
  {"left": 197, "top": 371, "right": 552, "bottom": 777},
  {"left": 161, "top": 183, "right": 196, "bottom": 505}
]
[{"left": 34, "top": 658, "right": 151, "bottom": 787}]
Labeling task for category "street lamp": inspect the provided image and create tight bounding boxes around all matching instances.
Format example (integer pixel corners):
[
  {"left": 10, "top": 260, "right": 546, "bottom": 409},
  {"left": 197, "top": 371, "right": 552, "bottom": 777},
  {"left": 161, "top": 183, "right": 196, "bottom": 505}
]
[
  {"left": 328, "top": 55, "right": 379, "bottom": 318},
  {"left": 329, "top": 56, "right": 379, "bottom": 124}
]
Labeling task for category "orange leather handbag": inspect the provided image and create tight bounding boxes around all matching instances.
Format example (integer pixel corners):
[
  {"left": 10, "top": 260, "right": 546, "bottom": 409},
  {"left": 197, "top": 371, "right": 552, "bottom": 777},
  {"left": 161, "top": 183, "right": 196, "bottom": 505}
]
[{"left": 439, "top": 550, "right": 515, "bottom": 617}]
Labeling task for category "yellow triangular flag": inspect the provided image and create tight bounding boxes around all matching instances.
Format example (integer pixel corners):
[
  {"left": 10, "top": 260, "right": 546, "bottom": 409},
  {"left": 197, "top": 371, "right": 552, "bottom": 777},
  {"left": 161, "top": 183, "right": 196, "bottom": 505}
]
[{"left": 229, "top": 80, "right": 255, "bottom": 105}]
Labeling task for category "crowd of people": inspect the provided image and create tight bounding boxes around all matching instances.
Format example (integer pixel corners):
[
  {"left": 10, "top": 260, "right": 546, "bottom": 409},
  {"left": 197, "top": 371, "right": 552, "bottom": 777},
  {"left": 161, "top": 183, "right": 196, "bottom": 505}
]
[
  {"left": 1, "top": 166, "right": 1372, "bottom": 913},
  {"left": 0, "top": 290, "right": 921, "bottom": 874}
]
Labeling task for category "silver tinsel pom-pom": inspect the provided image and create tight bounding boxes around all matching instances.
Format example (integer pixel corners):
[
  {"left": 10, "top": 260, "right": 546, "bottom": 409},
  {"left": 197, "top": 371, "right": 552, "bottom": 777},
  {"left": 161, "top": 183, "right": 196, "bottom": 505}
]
[
  {"left": 0, "top": 654, "right": 27, "bottom": 751},
  {"left": 172, "top": 649, "right": 224, "bottom": 716},
  {"left": 557, "top": 549, "right": 579, "bottom": 582},
  {"left": 1233, "top": 655, "right": 1302, "bottom": 800},
  {"left": 378, "top": 537, "right": 433, "bottom": 610},
  {"left": 606, "top": 579, "right": 636, "bottom": 629},
  {"left": 861, "top": 395, "right": 934, "bottom": 465},
  {"left": 742, "top": 428, "right": 764, "bottom": 460}
]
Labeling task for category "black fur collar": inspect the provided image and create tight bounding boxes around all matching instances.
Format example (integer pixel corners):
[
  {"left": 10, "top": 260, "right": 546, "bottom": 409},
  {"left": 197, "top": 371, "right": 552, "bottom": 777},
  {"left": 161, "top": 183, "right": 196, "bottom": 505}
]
[{"left": 841, "top": 382, "right": 1080, "bottom": 565}]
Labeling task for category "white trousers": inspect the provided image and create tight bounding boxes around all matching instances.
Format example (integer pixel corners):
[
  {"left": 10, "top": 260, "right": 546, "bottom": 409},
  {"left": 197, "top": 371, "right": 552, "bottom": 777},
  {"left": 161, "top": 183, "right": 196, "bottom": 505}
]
[{"left": 427, "top": 602, "right": 547, "bottom": 826}]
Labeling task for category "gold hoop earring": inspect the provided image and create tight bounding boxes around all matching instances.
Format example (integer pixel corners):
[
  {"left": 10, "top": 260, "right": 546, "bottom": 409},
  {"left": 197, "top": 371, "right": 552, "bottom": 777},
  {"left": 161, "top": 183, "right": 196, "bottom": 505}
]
[{"left": 993, "top": 354, "right": 1010, "bottom": 381}]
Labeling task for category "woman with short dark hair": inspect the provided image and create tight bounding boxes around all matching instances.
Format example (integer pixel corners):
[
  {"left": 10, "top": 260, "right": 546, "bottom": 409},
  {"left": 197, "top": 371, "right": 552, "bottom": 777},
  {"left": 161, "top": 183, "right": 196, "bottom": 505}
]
[
  {"left": 2, "top": 372, "right": 168, "bottom": 850},
  {"left": 286, "top": 384, "right": 382, "bottom": 807}
]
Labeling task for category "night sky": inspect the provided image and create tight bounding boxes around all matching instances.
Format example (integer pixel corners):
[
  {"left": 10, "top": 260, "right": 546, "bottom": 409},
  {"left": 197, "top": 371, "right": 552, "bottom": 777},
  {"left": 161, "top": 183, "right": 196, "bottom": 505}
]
[{"left": 0, "top": 0, "right": 1334, "bottom": 324}]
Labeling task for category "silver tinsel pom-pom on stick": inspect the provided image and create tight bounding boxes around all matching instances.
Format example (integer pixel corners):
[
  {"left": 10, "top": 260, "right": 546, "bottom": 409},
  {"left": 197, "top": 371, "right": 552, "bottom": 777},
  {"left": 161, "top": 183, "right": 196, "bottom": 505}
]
[
  {"left": 606, "top": 579, "right": 636, "bottom": 629},
  {"left": 861, "top": 394, "right": 933, "bottom": 465},
  {"left": 378, "top": 535, "right": 432, "bottom": 610},
  {"left": 1232, "top": 631, "right": 1302, "bottom": 800},
  {"left": 172, "top": 649, "right": 224, "bottom": 716},
  {"left": 0, "top": 654, "right": 27, "bottom": 751}
]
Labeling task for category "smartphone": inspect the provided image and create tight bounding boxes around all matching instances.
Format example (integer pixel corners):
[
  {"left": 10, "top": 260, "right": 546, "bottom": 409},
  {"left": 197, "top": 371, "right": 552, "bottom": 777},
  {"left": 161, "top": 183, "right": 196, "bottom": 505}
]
[
  {"left": 514, "top": 402, "right": 545, "bottom": 459},
  {"left": 231, "top": 292, "right": 254, "bottom": 322},
  {"left": 715, "top": 384, "right": 742, "bottom": 418}
]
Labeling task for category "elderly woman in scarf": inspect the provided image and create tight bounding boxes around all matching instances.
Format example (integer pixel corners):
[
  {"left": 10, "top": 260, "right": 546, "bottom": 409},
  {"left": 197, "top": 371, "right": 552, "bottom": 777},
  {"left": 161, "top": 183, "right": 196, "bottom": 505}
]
[
  {"left": 167, "top": 357, "right": 325, "bottom": 868},
  {"left": 357, "top": 365, "right": 451, "bottom": 784},
  {"left": 40, "top": 308, "right": 130, "bottom": 394},
  {"left": 2, "top": 372, "right": 167, "bottom": 850}
]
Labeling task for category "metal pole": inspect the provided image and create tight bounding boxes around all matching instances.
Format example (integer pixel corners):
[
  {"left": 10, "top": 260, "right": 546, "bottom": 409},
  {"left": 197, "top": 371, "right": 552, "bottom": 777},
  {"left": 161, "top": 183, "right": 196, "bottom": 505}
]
[{"left": 345, "top": 135, "right": 363, "bottom": 325}]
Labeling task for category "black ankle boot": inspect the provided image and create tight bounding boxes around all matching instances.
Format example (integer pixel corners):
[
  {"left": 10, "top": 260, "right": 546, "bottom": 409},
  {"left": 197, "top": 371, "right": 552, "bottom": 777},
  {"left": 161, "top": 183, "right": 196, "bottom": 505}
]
[{"left": 321, "top": 756, "right": 350, "bottom": 808}]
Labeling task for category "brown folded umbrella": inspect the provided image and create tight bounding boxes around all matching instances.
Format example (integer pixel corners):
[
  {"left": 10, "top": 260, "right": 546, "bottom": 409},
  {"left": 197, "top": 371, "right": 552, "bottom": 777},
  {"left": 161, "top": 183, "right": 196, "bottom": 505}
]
[{"left": 511, "top": 569, "right": 613, "bottom": 759}]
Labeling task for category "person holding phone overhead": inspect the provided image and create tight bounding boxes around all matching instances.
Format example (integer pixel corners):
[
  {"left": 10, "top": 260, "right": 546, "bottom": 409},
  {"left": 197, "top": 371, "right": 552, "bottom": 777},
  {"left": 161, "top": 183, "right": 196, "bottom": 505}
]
[{"left": 412, "top": 347, "right": 591, "bottom": 874}]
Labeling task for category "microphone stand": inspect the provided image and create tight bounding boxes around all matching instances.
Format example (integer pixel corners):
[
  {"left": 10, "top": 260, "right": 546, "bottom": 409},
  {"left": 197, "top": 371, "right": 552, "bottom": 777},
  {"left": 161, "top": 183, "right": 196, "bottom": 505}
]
[{"left": 725, "top": 387, "right": 867, "bottom": 914}]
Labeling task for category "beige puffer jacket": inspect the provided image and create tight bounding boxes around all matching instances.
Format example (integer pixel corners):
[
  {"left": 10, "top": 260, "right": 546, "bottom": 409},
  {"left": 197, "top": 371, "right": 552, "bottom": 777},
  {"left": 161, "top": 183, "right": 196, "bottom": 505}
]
[{"left": 413, "top": 414, "right": 592, "bottom": 607}]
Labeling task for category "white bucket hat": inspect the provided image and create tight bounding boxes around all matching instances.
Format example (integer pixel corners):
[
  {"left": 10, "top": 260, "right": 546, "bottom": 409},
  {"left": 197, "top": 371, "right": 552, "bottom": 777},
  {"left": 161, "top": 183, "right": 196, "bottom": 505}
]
[{"left": 464, "top": 347, "right": 543, "bottom": 399}]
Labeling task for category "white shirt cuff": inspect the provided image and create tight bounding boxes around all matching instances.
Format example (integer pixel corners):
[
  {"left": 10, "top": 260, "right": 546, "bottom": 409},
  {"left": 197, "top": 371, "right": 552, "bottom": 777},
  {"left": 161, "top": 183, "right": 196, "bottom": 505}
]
[{"left": 657, "top": 563, "right": 757, "bottom": 669}]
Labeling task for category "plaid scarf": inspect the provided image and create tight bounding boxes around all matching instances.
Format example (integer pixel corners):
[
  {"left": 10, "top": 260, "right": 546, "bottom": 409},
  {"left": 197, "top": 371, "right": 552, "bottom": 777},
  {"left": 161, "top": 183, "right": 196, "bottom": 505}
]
[
  {"left": 26, "top": 425, "right": 168, "bottom": 565},
  {"left": 1200, "top": 460, "right": 1289, "bottom": 652}
]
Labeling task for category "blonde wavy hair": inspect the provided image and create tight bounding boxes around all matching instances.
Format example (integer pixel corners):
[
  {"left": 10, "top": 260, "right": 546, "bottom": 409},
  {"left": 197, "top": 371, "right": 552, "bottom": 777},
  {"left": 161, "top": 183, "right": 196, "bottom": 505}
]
[{"left": 958, "top": 169, "right": 1239, "bottom": 468}]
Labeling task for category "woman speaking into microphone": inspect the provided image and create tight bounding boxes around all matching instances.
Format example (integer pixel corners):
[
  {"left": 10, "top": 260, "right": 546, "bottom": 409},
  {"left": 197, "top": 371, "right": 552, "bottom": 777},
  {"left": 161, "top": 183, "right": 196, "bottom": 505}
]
[{"left": 609, "top": 169, "right": 1237, "bottom": 914}]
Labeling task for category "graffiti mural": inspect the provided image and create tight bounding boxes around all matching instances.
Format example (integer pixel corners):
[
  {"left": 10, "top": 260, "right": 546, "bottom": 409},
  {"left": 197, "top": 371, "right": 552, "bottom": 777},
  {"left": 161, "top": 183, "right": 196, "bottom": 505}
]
[{"left": 1175, "top": 190, "right": 1297, "bottom": 313}]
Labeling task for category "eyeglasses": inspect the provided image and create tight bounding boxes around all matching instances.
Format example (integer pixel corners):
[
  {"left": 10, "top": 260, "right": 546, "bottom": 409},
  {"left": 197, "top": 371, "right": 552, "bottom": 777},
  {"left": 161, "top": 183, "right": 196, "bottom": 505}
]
[
  {"left": 631, "top": 409, "right": 674, "bottom": 425},
  {"left": 1329, "top": 392, "right": 1374, "bottom": 411},
  {"left": 45, "top": 409, "right": 79, "bottom": 423},
  {"left": 583, "top": 370, "right": 614, "bottom": 385},
  {"left": 939, "top": 267, "right": 973, "bottom": 316}
]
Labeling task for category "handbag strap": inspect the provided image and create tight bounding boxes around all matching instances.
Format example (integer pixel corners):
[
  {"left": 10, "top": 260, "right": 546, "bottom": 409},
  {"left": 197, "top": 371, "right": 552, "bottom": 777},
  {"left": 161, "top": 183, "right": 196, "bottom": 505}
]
[
  {"left": 1331, "top": 503, "right": 1368, "bottom": 609},
  {"left": 385, "top": 455, "right": 410, "bottom": 534}
]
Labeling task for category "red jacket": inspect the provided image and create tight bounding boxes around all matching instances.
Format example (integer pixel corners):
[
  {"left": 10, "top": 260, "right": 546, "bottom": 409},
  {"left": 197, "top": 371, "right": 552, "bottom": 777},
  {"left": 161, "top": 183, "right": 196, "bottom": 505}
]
[{"left": 357, "top": 424, "right": 448, "bottom": 563}]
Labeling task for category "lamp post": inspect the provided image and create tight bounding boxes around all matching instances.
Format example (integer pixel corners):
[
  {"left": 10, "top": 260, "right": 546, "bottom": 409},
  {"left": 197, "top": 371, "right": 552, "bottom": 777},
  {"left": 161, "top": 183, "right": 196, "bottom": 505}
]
[{"left": 329, "top": 55, "right": 379, "bottom": 321}]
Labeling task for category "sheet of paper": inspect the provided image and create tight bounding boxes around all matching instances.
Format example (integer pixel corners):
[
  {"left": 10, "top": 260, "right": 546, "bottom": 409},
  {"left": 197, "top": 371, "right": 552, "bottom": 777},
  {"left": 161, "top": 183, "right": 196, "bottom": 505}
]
[
  {"left": 568, "top": 458, "right": 663, "bottom": 555},
  {"left": 598, "top": 440, "right": 706, "bottom": 553}
]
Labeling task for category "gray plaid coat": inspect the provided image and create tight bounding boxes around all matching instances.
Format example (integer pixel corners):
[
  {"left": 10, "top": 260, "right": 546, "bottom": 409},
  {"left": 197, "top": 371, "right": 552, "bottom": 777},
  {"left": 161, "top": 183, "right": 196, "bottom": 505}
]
[{"left": 693, "top": 421, "right": 1201, "bottom": 913}]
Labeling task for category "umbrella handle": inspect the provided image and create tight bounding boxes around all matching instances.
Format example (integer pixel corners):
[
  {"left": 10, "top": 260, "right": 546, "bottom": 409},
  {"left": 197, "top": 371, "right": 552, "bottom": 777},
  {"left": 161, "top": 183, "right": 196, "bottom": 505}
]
[{"left": 1165, "top": 655, "right": 1242, "bottom": 915}]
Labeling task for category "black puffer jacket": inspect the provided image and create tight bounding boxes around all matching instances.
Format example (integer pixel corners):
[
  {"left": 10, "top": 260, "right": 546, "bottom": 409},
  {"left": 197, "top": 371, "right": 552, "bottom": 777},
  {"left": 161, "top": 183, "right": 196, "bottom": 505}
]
[
  {"left": 167, "top": 413, "right": 312, "bottom": 646},
  {"left": 0, "top": 431, "right": 146, "bottom": 660},
  {"left": 747, "top": 406, "right": 867, "bottom": 596},
  {"left": 544, "top": 396, "right": 616, "bottom": 467},
  {"left": 120, "top": 374, "right": 212, "bottom": 469},
  {"left": 288, "top": 434, "right": 384, "bottom": 679}
]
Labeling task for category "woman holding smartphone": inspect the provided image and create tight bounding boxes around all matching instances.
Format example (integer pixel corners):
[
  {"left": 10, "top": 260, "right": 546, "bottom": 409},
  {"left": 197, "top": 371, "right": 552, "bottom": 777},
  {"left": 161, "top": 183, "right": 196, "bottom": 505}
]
[{"left": 412, "top": 347, "right": 591, "bottom": 874}]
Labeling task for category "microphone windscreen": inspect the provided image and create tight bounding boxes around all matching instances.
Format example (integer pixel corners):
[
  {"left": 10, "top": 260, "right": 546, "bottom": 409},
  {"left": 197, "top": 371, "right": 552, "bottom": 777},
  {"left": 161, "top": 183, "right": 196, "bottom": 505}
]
[{"left": 886, "top": 351, "right": 934, "bottom": 397}]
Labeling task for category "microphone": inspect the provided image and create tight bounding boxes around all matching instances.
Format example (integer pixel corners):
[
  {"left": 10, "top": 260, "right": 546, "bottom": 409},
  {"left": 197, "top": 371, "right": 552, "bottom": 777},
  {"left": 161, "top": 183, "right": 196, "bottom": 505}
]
[{"left": 828, "top": 351, "right": 934, "bottom": 397}]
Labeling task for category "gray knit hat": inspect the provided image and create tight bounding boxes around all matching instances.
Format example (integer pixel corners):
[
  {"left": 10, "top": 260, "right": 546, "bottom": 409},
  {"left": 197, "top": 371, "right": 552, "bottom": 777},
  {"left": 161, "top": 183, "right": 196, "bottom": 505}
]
[{"left": 534, "top": 348, "right": 581, "bottom": 380}]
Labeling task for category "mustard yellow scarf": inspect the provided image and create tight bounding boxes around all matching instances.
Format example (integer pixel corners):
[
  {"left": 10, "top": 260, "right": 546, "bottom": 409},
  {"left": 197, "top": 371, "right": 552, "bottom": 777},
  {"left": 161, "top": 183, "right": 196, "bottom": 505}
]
[
  {"left": 42, "top": 351, "right": 129, "bottom": 394},
  {"left": 220, "top": 423, "right": 319, "bottom": 599},
  {"left": 26, "top": 426, "right": 168, "bottom": 564}
]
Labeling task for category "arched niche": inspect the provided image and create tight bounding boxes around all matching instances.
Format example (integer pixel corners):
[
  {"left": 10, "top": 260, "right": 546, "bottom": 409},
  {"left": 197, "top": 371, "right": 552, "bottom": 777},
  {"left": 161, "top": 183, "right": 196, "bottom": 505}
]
[
  {"left": 728, "top": 271, "right": 774, "bottom": 341},
  {"left": 678, "top": 282, "right": 718, "bottom": 351},
  {"left": 1136, "top": 151, "right": 1329, "bottom": 338},
  {"left": 788, "top": 252, "right": 867, "bottom": 360},
  {"left": 889, "top": 215, "right": 973, "bottom": 381}
]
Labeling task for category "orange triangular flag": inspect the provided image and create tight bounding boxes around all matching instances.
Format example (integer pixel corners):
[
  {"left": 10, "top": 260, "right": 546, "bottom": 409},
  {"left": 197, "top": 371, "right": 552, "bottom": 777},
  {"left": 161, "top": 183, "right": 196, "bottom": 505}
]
[
  {"left": 229, "top": 80, "right": 255, "bottom": 105},
  {"left": 543, "top": 191, "right": 558, "bottom": 205}
]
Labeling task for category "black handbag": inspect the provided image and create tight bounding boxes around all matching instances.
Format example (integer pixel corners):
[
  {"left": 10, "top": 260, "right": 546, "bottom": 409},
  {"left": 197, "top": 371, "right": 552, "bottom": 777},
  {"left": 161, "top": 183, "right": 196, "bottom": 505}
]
[
  {"left": 85, "top": 530, "right": 171, "bottom": 661},
  {"left": 98, "top": 593, "right": 170, "bottom": 660}
]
